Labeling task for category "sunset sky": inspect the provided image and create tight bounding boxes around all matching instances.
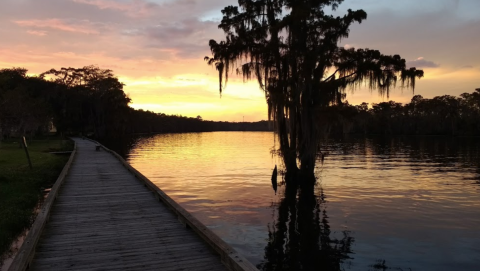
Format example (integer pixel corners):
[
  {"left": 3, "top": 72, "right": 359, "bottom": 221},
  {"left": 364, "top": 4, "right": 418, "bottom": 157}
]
[{"left": 1, "top": 0, "right": 479, "bottom": 121}]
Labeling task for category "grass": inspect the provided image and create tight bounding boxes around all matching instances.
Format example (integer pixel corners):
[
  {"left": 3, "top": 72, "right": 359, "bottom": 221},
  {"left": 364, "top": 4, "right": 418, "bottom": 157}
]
[{"left": 0, "top": 137, "right": 73, "bottom": 260}]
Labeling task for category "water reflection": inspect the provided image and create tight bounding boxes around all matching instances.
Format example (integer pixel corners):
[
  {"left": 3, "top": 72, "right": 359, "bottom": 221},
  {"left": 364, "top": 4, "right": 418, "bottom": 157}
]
[
  {"left": 271, "top": 165, "right": 278, "bottom": 194},
  {"left": 259, "top": 178, "right": 354, "bottom": 271},
  {"left": 97, "top": 135, "right": 137, "bottom": 158},
  {"left": 117, "top": 133, "right": 480, "bottom": 270}
]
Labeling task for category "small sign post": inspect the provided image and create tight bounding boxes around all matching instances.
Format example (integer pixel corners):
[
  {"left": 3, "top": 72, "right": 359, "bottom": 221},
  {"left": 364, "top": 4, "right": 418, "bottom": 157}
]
[{"left": 21, "top": 136, "right": 32, "bottom": 169}]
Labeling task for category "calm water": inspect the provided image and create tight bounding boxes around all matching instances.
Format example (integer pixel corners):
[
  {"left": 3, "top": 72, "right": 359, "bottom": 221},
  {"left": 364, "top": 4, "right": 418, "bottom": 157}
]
[{"left": 125, "top": 132, "right": 480, "bottom": 270}]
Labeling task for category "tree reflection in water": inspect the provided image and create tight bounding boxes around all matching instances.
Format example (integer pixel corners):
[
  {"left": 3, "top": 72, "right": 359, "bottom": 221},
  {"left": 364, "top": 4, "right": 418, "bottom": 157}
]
[{"left": 259, "top": 176, "right": 354, "bottom": 271}]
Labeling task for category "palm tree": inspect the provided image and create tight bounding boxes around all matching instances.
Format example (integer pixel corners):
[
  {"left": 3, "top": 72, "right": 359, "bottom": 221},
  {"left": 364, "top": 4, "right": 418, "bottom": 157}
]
[{"left": 206, "top": 0, "right": 423, "bottom": 179}]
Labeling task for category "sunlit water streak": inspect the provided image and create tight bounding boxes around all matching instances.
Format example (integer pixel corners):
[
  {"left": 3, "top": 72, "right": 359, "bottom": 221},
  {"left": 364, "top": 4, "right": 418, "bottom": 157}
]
[{"left": 126, "top": 132, "right": 480, "bottom": 270}]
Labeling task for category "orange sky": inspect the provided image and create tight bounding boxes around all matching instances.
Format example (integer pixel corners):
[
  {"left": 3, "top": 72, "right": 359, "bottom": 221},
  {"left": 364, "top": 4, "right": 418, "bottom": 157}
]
[{"left": 1, "top": 0, "right": 479, "bottom": 121}]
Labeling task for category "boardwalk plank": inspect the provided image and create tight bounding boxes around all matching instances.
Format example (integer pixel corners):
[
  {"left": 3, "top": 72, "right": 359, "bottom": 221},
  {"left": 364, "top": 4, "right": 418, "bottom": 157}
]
[
  {"left": 35, "top": 243, "right": 212, "bottom": 259},
  {"left": 29, "top": 138, "right": 226, "bottom": 271},
  {"left": 35, "top": 256, "right": 225, "bottom": 271}
]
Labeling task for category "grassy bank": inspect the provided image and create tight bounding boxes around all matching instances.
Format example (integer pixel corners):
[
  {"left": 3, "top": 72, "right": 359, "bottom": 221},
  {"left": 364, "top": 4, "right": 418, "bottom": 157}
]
[{"left": 0, "top": 137, "right": 73, "bottom": 260}]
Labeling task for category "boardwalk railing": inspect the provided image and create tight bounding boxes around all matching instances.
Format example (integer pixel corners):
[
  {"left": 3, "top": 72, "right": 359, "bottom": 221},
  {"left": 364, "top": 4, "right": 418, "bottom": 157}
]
[
  {"left": 88, "top": 139, "right": 258, "bottom": 271},
  {"left": 8, "top": 142, "right": 77, "bottom": 271}
]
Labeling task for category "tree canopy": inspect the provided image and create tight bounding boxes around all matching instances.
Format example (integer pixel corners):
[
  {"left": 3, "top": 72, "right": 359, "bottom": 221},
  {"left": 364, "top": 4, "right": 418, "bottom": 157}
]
[
  {"left": 0, "top": 66, "right": 274, "bottom": 140},
  {"left": 206, "top": 0, "right": 424, "bottom": 177},
  {"left": 312, "top": 89, "right": 480, "bottom": 137}
]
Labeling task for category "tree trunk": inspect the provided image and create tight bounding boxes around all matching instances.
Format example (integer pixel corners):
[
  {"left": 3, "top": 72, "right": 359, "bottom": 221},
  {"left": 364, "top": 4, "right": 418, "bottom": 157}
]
[
  {"left": 276, "top": 107, "right": 318, "bottom": 179},
  {"left": 298, "top": 84, "right": 318, "bottom": 178},
  {"left": 276, "top": 92, "right": 319, "bottom": 178},
  {"left": 277, "top": 107, "right": 298, "bottom": 174},
  {"left": 299, "top": 114, "right": 317, "bottom": 178}
]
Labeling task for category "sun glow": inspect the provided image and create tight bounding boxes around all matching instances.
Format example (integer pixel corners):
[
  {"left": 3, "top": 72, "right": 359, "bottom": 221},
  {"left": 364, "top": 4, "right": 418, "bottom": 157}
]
[{"left": 2, "top": 0, "right": 480, "bottom": 122}]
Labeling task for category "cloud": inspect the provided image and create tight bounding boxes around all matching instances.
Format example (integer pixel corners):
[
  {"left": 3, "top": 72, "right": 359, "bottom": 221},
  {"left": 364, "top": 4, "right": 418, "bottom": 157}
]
[
  {"left": 135, "top": 18, "right": 219, "bottom": 58},
  {"left": 3, "top": 0, "right": 480, "bottom": 121},
  {"left": 146, "top": 21, "right": 198, "bottom": 40},
  {"left": 26, "top": 30, "right": 47, "bottom": 36},
  {"left": 71, "top": 0, "right": 159, "bottom": 18},
  {"left": 406, "top": 57, "right": 439, "bottom": 68},
  {"left": 14, "top": 19, "right": 100, "bottom": 34}
]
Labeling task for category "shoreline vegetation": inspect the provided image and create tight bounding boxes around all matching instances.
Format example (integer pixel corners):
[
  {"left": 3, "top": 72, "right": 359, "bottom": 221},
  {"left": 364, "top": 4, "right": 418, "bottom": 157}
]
[
  {"left": 0, "top": 66, "right": 274, "bottom": 141},
  {"left": 0, "top": 137, "right": 73, "bottom": 264},
  {"left": 1, "top": 67, "right": 479, "bottom": 142}
]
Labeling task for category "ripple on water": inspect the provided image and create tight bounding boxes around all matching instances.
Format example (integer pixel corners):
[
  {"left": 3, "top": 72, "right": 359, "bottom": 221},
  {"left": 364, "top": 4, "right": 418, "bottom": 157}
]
[{"left": 127, "top": 133, "right": 480, "bottom": 270}]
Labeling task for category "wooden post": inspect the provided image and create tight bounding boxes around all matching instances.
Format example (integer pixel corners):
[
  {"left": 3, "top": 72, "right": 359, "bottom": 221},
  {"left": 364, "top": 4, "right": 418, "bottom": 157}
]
[{"left": 21, "top": 136, "right": 33, "bottom": 169}]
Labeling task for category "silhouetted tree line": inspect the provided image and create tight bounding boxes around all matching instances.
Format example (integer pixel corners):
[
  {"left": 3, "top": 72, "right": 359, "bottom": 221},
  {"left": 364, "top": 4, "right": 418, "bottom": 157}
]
[
  {"left": 0, "top": 66, "right": 130, "bottom": 138},
  {"left": 128, "top": 110, "right": 272, "bottom": 134},
  {"left": 317, "top": 89, "right": 480, "bottom": 137},
  {"left": 2, "top": 66, "right": 478, "bottom": 139},
  {"left": 0, "top": 66, "right": 272, "bottom": 140}
]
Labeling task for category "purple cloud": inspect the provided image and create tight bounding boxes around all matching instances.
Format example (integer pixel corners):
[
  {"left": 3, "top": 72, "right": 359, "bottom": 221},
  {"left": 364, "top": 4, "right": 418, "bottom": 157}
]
[
  {"left": 72, "top": 0, "right": 160, "bottom": 18},
  {"left": 406, "top": 57, "right": 439, "bottom": 68}
]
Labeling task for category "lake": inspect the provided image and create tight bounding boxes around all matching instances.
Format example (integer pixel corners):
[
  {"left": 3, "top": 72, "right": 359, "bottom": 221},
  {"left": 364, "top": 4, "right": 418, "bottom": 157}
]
[{"left": 123, "top": 132, "right": 480, "bottom": 270}]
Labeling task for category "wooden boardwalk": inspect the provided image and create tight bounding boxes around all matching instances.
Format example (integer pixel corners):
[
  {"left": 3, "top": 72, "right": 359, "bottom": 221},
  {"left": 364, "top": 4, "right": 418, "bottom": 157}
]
[{"left": 29, "top": 138, "right": 227, "bottom": 271}]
